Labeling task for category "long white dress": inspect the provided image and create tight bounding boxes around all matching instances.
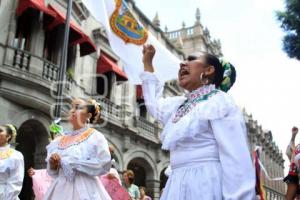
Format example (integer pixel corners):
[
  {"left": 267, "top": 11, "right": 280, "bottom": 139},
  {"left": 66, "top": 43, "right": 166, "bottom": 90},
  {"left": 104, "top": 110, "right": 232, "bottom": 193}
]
[
  {"left": 0, "top": 145, "right": 24, "bottom": 200},
  {"left": 44, "top": 127, "right": 112, "bottom": 200},
  {"left": 141, "top": 72, "right": 256, "bottom": 200}
]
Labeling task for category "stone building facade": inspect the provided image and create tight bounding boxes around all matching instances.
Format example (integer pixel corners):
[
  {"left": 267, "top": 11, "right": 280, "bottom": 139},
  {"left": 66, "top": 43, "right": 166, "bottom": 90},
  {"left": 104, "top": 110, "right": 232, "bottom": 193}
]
[
  {"left": 245, "top": 113, "right": 286, "bottom": 199},
  {"left": 0, "top": 0, "right": 285, "bottom": 200}
]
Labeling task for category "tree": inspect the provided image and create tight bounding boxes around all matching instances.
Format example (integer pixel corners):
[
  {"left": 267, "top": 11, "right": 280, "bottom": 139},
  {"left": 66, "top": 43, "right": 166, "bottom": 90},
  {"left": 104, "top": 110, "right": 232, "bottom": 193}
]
[{"left": 277, "top": 0, "right": 300, "bottom": 61}]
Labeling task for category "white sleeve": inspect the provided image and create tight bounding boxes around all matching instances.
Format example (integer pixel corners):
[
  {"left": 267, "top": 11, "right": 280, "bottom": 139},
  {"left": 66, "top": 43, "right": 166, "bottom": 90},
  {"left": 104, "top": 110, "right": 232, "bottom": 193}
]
[
  {"left": 45, "top": 140, "right": 59, "bottom": 178},
  {"left": 67, "top": 133, "right": 111, "bottom": 176},
  {"left": 109, "top": 168, "right": 122, "bottom": 185},
  {"left": 140, "top": 72, "right": 184, "bottom": 124},
  {"left": 210, "top": 108, "right": 256, "bottom": 200},
  {"left": 5, "top": 152, "right": 24, "bottom": 200}
]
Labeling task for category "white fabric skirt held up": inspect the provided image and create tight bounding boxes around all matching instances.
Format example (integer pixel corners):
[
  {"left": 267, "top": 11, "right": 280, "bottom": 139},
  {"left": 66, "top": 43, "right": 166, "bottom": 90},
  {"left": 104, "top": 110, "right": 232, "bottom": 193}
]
[{"left": 160, "top": 161, "right": 222, "bottom": 200}]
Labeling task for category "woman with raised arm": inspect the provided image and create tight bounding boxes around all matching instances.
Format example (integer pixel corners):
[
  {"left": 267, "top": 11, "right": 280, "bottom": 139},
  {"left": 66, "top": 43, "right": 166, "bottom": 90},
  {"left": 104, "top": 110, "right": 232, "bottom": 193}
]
[
  {"left": 141, "top": 44, "right": 255, "bottom": 200},
  {"left": 44, "top": 98, "right": 111, "bottom": 200}
]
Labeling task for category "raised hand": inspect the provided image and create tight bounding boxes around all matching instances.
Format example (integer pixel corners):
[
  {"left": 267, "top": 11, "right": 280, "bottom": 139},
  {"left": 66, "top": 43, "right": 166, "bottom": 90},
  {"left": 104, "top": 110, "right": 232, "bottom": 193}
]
[
  {"left": 27, "top": 167, "right": 35, "bottom": 177},
  {"left": 142, "top": 44, "right": 155, "bottom": 72},
  {"left": 292, "top": 127, "right": 298, "bottom": 135}
]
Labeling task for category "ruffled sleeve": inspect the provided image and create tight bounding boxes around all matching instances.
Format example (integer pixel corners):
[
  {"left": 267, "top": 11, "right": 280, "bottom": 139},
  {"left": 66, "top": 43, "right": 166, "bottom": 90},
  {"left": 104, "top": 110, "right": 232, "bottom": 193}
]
[
  {"left": 4, "top": 150, "right": 24, "bottom": 200},
  {"left": 210, "top": 97, "right": 256, "bottom": 199},
  {"left": 140, "top": 72, "right": 185, "bottom": 125},
  {"left": 64, "top": 130, "right": 111, "bottom": 176},
  {"left": 45, "top": 138, "right": 60, "bottom": 178}
]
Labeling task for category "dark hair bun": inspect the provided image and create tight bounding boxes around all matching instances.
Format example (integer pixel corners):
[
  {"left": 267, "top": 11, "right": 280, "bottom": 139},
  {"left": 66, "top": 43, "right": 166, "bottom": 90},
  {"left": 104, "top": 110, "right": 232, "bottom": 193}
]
[
  {"left": 219, "top": 60, "right": 236, "bottom": 92},
  {"left": 86, "top": 99, "right": 102, "bottom": 123}
]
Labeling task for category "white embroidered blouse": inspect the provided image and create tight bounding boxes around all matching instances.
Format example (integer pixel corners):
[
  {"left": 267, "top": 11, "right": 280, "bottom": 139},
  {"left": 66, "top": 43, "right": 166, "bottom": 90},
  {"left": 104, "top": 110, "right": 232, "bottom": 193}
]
[
  {"left": 0, "top": 145, "right": 24, "bottom": 200},
  {"left": 141, "top": 71, "right": 256, "bottom": 200}
]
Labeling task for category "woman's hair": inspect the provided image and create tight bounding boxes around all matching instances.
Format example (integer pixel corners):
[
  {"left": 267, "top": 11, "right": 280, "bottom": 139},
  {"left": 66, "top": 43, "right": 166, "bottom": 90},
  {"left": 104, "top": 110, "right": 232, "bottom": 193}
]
[
  {"left": 123, "top": 170, "right": 135, "bottom": 184},
  {"left": 139, "top": 186, "right": 146, "bottom": 192},
  {"left": 202, "top": 53, "right": 225, "bottom": 88},
  {"left": 196, "top": 52, "right": 236, "bottom": 92},
  {"left": 85, "top": 99, "right": 102, "bottom": 123},
  {"left": 2, "top": 124, "right": 17, "bottom": 143}
]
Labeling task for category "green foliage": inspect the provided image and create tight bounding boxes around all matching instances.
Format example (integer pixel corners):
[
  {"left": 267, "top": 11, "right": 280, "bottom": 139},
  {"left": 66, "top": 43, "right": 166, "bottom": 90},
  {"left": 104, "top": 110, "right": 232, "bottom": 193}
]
[{"left": 276, "top": 0, "right": 300, "bottom": 60}]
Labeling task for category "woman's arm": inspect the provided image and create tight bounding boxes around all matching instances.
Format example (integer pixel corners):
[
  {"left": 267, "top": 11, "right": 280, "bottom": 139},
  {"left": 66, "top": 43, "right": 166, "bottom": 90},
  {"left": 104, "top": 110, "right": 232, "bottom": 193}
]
[
  {"left": 210, "top": 108, "right": 255, "bottom": 200},
  {"left": 141, "top": 45, "right": 184, "bottom": 124},
  {"left": 66, "top": 132, "right": 111, "bottom": 176},
  {"left": 4, "top": 152, "right": 24, "bottom": 200}
]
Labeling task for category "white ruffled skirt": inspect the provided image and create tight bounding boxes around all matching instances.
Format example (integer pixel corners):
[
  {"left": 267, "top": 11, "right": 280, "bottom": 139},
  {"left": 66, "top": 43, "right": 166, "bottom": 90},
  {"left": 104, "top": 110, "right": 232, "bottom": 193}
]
[
  {"left": 44, "top": 171, "right": 111, "bottom": 200},
  {"left": 161, "top": 161, "right": 222, "bottom": 200}
]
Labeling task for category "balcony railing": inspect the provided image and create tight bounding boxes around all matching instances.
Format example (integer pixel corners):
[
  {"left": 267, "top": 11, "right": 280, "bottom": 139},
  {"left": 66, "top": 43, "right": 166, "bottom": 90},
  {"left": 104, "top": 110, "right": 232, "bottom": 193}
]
[
  {"left": 3, "top": 45, "right": 59, "bottom": 82},
  {"left": 1, "top": 44, "right": 162, "bottom": 143},
  {"left": 12, "top": 48, "right": 31, "bottom": 71},
  {"left": 98, "top": 98, "right": 124, "bottom": 124},
  {"left": 42, "top": 60, "right": 58, "bottom": 81},
  {"left": 134, "top": 116, "right": 160, "bottom": 141},
  {"left": 2, "top": 45, "right": 78, "bottom": 92}
]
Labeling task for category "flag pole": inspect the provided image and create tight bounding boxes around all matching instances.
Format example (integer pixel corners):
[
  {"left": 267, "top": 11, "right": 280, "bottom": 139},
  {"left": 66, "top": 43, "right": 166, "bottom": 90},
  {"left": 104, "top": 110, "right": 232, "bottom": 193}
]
[{"left": 54, "top": 0, "right": 73, "bottom": 119}]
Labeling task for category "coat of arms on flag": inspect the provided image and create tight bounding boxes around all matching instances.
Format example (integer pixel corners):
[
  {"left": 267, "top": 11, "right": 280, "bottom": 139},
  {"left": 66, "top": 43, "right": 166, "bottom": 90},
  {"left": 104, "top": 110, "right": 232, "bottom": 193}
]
[{"left": 110, "top": 0, "right": 148, "bottom": 45}]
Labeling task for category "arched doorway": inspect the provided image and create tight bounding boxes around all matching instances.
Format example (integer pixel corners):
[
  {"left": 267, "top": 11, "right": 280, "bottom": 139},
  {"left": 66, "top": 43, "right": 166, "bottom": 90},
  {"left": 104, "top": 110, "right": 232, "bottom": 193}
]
[
  {"left": 16, "top": 119, "right": 49, "bottom": 200},
  {"left": 127, "top": 157, "right": 155, "bottom": 197},
  {"left": 160, "top": 167, "right": 168, "bottom": 190}
]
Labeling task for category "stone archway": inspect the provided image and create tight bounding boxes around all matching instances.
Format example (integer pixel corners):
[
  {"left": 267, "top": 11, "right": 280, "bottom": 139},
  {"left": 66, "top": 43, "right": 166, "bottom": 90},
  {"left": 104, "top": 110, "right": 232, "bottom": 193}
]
[
  {"left": 16, "top": 119, "right": 49, "bottom": 200},
  {"left": 127, "top": 157, "right": 154, "bottom": 187},
  {"left": 127, "top": 157, "right": 158, "bottom": 199},
  {"left": 106, "top": 138, "right": 124, "bottom": 171}
]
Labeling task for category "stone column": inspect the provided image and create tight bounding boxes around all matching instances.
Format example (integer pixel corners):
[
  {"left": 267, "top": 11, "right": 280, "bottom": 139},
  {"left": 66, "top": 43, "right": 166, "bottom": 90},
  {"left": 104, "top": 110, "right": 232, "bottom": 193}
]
[
  {"left": 3, "top": 0, "right": 18, "bottom": 66},
  {"left": 146, "top": 179, "right": 161, "bottom": 200},
  {"left": 5, "top": 0, "right": 18, "bottom": 46},
  {"left": 29, "top": 12, "right": 45, "bottom": 76}
]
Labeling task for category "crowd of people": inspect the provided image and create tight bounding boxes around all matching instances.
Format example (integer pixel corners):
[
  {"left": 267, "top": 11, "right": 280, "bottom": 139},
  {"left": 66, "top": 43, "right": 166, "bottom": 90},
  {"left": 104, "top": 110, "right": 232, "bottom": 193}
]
[{"left": 0, "top": 45, "right": 297, "bottom": 200}]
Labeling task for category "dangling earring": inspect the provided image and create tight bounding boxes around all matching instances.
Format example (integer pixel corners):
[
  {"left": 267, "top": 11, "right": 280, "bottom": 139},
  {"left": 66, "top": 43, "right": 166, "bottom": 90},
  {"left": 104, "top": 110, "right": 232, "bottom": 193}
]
[
  {"left": 86, "top": 118, "right": 90, "bottom": 128},
  {"left": 200, "top": 73, "right": 209, "bottom": 85}
]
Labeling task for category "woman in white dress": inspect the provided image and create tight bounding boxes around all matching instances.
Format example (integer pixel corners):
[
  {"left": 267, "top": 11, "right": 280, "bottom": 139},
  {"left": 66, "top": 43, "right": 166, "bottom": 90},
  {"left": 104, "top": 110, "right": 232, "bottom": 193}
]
[
  {"left": 141, "top": 45, "right": 255, "bottom": 200},
  {"left": 0, "top": 124, "right": 24, "bottom": 200},
  {"left": 44, "top": 98, "right": 112, "bottom": 200}
]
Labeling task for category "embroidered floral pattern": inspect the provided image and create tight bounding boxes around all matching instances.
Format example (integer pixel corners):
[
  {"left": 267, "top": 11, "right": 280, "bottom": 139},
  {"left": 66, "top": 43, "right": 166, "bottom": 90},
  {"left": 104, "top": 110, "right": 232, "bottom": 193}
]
[
  {"left": 58, "top": 128, "right": 94, "bottom": 150},
  {"left": 0, "top": 148, "right": 14, "bottom": 160},
  {"left": 172, "top": 85, "right": 218, "bottom": 123}
]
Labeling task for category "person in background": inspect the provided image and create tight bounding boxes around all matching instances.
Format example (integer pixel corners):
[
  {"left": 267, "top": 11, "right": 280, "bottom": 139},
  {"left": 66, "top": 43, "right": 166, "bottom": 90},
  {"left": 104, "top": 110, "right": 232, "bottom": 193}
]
[
  {"left": 105, "top": 145, "right": 121, "bottom": 184},
  {"left": 123, "top": 170, "right": 140, "bottom": 200},
  {"left": 284, "top": 127, "right": 300, "bottom": 200},
  {"left": 0, "top": 124, "right": 24, "bottom": 200},
  {"left": 286, "top": 127, "right": 298, "bottom": 162},
  {"left": 139, "top": 186, "right": 152, "bottom": 200}
]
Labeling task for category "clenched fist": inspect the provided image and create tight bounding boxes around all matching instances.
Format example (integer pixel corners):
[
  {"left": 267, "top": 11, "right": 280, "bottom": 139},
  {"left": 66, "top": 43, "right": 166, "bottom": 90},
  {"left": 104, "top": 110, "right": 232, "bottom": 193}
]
[
  {"left": 49, "top": 153, "right": 61, "bottom": 170},
  {"left": 142, "top": 44, "right": 155, "bottom": 72}
]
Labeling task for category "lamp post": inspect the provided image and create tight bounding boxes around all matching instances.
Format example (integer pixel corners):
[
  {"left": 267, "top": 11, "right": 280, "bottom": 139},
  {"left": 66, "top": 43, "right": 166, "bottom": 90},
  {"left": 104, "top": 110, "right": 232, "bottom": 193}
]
[{"left": 54, "top": 0, "right": 73, "bottom": 119}]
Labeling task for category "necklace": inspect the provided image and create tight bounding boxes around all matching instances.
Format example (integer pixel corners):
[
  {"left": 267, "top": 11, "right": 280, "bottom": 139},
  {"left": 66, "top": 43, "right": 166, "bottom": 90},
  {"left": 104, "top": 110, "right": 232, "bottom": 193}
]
[
  {"left": 58, "top": 128, "right": 94, "bottom": 149},
  {"left": 172, "top": 86, "right": 219, "bottom": 123},
  {"left": 0, "top": 148, "right": 14, "bottom": 160}
]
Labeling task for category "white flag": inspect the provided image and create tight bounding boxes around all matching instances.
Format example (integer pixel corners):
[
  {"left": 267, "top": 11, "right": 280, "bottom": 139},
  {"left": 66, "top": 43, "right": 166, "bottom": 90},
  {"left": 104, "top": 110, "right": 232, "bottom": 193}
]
[{"left": 82, "top": 0, "right": 181, "bottom": 84}]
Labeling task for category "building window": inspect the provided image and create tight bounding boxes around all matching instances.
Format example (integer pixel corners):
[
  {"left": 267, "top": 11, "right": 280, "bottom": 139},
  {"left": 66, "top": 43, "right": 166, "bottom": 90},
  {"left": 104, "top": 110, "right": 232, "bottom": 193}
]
[
  {"left": 97, "top": 72, "right": 112, "bottom": 99},
  {"left": 43, "top": 28, "right": 60, "bottom": 64},
  {"left": 137, "top": 99, "right": 147, "bottom": 118},
  {"left": 66, "top": 45, "right": 76, "bottom": 80},
  {"left": 14, "top": 10, "right": 38, "bottom": 51}
]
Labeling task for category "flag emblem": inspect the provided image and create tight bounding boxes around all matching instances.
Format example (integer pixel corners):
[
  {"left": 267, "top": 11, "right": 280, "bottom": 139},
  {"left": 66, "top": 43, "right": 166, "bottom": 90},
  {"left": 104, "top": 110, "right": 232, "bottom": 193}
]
[{"left": 110, "top": 0, "right": 148, "bottom": 45}]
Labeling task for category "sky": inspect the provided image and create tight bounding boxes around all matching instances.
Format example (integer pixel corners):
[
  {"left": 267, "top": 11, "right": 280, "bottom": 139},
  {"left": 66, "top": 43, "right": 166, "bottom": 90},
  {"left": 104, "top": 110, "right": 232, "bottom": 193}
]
[{"left": 135, "top": 0, "right": 300, "bottom": 173}]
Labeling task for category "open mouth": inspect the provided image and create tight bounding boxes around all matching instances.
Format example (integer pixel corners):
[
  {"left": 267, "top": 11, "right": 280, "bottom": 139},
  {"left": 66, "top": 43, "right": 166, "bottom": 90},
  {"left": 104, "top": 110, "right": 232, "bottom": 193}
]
[{"left": 179, "top": 68, "right": 190, "bottom": 79}]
